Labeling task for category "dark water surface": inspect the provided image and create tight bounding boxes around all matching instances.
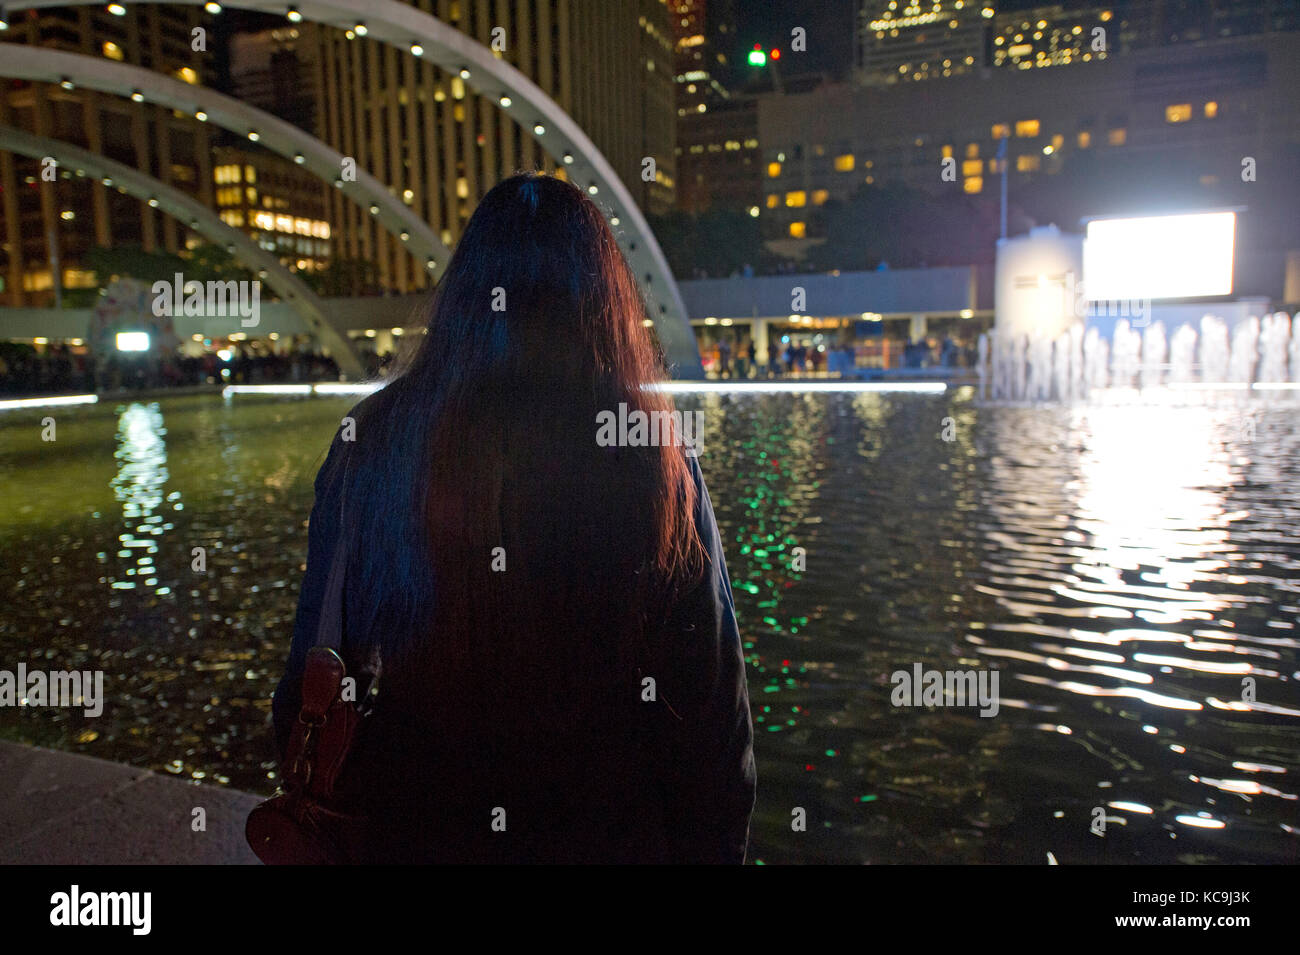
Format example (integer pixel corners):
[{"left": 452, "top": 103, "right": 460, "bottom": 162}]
[{"left": 1, "top": 390, "right": 1296, "bottom": 863}]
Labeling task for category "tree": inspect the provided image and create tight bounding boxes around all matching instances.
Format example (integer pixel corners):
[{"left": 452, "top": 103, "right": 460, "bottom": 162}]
[
  {"left": 647, "top": 207, "right": 762, "bottom": 278},
  {"left": 299, "top": 257, "right": 381, "bottom": 297},
  {"left": 62, "top": 243, "right": 256, "bottom": 307}
]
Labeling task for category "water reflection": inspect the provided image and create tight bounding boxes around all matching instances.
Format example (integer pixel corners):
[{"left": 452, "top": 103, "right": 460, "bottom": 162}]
[
  {"left": 1, "top": 392, "right": 1296, "bottom": 865},
  {"left": 107, "top": 403, "right": 177, "bottom": 598},
  {"left": 967, "top": 399, "right": 1299, "bottom": 864}
]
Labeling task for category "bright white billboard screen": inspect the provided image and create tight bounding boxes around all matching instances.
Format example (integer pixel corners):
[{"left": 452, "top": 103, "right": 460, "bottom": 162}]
[
  {"left": 1083, "top": 212, "right": 1235, "bottom": 300},
  {"left": 116, "top": 331, "right": 151, "bottom": 352}
]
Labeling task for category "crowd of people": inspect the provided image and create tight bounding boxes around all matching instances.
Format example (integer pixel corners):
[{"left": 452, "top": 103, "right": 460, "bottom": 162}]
[
  {"left": 707, "top": 339, "right": 856, "bottom": 378},
  {"left": 2, "top": 331, "right": 980, "bottom": 397},
  {"left": 0, "top": 341, "right": 356, "bottom": 397},
  {"left": 705, "top": 334, "right": 978, "bottom": 379},
  {"left": 903, "top": 336, "right": 979, "bottom": 369}
]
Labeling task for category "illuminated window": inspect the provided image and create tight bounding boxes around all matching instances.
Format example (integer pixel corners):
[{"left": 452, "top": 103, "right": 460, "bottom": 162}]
[
  {"left": 964, "top": 177, "right": 983, "bottom": 194},
  {"left": 812, "top": 189, "right": 829, "bottom": 205},
  {"left": 456, "top": 177, "right": 469, "bottom": 198},
  {"left": 962, "top": 159, "right": 983, "bottom": 177},
  {"left": 965, "top": 143, "right": 979, "bottom": 159},
  {"left": 1051, "top": 134, "right": 1064, "bottom": 148},
  {"left": 785, "top": 191, "right": 806, "bottom": 208},
  {"left": 23, "top": 271, "right": 54, "bottom": 292},
  {"left": 1107, "top": 128, "right": 1126, "bottom": 146},
  {"left": 833, "top": 154, "right": 854, "bottom": 172},
  {"left": 175, "top": 67, "right": 198, "bottom": 85},
  {"left": 765, "top": 194, "right": 778, "bottom": 209},
  {"left": 253, "top": 211, "right": 274, "bottom": 231},
  {"left": 230, "top": 165, "right": 242, "bottom": 183},
  {"left": 788, "top": 221, "right": 806, "bottom": 239},
  {"left": 1204, "top": 101, "right": 1218, "bottom": 118},
  {"left": 1015, "top": 119, "right": 1040, "bottom": 138},
  {"left": 1077, "top": 131, "right": 1091, "bottom": 148},
  {"left": 1016, "top": 154, "right": 1040, "bottom": 172},
  {"left": 767, "top": 162, "right": 781, "bottom": 177},
  {"left": 991, "top": 123, "right": 1010, "bottom": 139},
  {"left": 102, "top": 41, "right": 124, "bottom": 61},
  {"left": 1165, "top": 104, "right": 1192, "bottom": 123},
  {"left": 276, "top": 214, "right": 293, "bottom": 233},
  {"left": 245, "top": 187, "right": 257, "bottom": 203},
  {"left": 244, "top": 165, "right": 256, "bottom": 184},
  {"left": 941, "top": 145, "right": 953, "bottom": 159}
]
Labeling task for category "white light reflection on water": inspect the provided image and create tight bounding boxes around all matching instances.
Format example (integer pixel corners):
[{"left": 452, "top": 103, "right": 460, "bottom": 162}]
[
  {"left": 964, "top": 398, "right": 1297, "bottom": 862},
  {"left": 1069, "top": 405, "right": 1234, "bottom": 627},
  {"left": 108, "top": 403, "right": 176, "bottom": 598}
]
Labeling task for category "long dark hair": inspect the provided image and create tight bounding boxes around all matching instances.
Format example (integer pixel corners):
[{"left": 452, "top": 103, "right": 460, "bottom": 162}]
[{"left": 337, "top": 173, "right": 704, "bottom": 733}]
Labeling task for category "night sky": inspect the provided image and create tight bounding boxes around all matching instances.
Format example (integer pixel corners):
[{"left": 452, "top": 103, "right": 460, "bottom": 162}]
[{"left": 732, "top": 0, "right": 860, "bottom": 81}]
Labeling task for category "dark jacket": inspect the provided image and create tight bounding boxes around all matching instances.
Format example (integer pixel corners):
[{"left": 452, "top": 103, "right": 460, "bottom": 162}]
[{"left": 272, "top": 421, "right": 756, "bottom": 864}]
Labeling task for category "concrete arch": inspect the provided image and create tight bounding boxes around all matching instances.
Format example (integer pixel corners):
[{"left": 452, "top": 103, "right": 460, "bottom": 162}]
[
  {"left": 10, "top": 0, "right": 704, "bottom": 377},
  {"left": 0, "top": 44, "right": 453, "bottom": 281},
  {"left": 0, "top": 125, "right": 364, "bottom": 377}
]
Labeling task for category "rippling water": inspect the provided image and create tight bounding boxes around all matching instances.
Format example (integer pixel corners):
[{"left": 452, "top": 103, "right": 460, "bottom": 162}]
[{"left": 1, "top": 390, "right": 1296, "bottom": 863}]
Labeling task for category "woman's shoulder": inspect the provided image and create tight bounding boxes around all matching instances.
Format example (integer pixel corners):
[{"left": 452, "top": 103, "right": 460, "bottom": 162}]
[
  {"left": 682, "top": 448, "right": 706, "bottom": 491},
  {"left": 345, "top": 384, "right": 394, "bottom": 428}
]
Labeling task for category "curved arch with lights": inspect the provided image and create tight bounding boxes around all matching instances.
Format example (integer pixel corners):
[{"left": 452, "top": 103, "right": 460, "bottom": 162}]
[
  {"left": 0, "top": 124, "right": 366, "bottom": 376},
  {"left": 7, "top": 0, "right": 705, "bottom": 376},
  {"left": 0, "top": 44, "right": 452, "bottom": 281}
]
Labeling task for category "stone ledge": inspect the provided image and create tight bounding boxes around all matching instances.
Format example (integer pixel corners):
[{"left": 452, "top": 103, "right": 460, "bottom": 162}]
[{"left": 0, "top": 741, "right": 261, "bottom": 865}]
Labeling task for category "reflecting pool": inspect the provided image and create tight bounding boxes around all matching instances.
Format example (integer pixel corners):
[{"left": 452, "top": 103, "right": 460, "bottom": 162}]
[{"left": 1, "top": 390, "right": 1296, "bottom": 863}]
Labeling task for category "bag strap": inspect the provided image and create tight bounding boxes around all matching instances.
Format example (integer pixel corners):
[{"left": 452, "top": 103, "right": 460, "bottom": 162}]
[{"left": 313, "top": 446, "right": 351, "bottom": 652}]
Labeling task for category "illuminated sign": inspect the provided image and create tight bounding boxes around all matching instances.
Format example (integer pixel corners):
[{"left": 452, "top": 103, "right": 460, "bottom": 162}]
[
  {"left": 1083, "top": 212, "right": 1235, "bottom": 300},
  {"left": 115, "top": 331, "right": 151, "bottom": 352}
]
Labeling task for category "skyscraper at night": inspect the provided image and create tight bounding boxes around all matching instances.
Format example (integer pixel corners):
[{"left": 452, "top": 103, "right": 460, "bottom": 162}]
[
  {"left": 0, "top": 4, "right": 213, "bottom": 307},
  {"left": 270, "top": 0, "right": 677, "bottom": 295}
]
